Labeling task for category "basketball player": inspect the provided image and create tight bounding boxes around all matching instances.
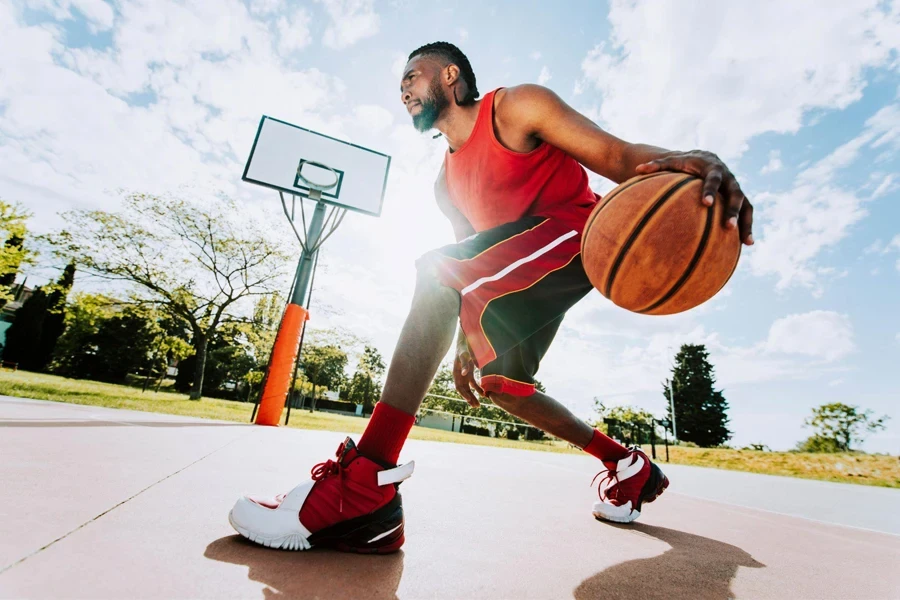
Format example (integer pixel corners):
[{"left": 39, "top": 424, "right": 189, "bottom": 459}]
[{"left": 229, "top": 42, "right": 754, "bottom": 553}]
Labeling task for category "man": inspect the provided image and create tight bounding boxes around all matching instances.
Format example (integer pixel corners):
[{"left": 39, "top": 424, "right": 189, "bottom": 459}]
[{"left": 229, "top": 42, "right": 754, "bottom": 553}]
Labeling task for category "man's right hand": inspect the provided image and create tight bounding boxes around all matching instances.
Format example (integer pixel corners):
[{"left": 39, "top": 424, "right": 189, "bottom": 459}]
[{"left": 453, "top": 342, "right": 484, "bottom": 408}]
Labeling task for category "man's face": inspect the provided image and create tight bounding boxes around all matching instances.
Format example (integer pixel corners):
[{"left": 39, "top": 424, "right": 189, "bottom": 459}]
[{"left": 400, "top": 57, "right": 449, "bottom": 132}]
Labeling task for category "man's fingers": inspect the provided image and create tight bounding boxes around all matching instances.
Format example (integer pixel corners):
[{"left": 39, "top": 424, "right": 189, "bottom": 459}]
[
  {"left": 701, "top": 169, "right": 723, "bottom": 206},
  {"left": 722, "top": 176, "right": 746, "bottom": 231},
  {"left": 739, "top": 200, "right": 754, "bottom": 245}
]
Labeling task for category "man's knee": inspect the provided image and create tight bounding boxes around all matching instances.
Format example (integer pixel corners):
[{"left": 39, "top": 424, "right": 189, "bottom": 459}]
[{"left": 414, "top": 254, "right": 458, "bottom": 304}]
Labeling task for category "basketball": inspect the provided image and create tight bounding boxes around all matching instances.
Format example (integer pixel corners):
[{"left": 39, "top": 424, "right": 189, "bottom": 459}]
[{"left": 581, "top": 172, "right": 741, "bottom": 315}]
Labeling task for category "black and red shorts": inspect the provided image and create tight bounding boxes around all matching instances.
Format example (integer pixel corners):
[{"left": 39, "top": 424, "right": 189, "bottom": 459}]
[{"left": 419, "top": 215, "right": 593, "bottom": 397}]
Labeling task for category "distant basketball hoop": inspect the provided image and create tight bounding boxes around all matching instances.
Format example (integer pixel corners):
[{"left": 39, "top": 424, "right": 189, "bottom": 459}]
[{"left": 241, "top": 116, "right": 392, "bottom": 426}]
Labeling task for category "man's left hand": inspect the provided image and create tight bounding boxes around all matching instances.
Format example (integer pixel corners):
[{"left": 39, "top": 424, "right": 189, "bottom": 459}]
[{"left": 635, "top": 150, "right": 754, "bottom": 246}]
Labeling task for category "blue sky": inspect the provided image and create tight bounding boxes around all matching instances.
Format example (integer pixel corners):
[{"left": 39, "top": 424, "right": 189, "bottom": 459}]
[{"left": 1, "top": 0, "right": 898, "bottom": 452}]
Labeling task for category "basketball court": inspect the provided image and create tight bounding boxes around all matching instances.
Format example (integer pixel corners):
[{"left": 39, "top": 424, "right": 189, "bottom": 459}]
[{"left": 2, "top": 396, "right": 898, "bottom": 599}]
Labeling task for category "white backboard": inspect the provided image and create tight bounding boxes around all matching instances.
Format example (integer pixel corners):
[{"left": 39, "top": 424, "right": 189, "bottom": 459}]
[{"left": 242, "top": 116, "right": 391, "bottom": 217}]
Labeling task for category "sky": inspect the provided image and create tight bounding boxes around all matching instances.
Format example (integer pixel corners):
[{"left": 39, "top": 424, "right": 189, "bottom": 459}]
[{"left": 1, "top": 0, "right": 898, "bottom": 452}]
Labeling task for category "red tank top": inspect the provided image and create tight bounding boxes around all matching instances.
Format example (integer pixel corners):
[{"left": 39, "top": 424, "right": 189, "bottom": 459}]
[{"left": 444, "top": 88, "right": 598, "bottom": 233}]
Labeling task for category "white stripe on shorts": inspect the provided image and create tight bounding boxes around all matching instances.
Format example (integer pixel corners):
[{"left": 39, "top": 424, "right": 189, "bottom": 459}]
[{"left": 460, "top": 230, "right": 578, "bottom": 296}]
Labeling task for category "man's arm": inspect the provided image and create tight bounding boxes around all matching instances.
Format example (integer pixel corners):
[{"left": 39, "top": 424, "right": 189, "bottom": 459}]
[
  {"left": 434, "top": 162, "right": 483, "bottom": 406},
  {"left": 434, "top": 161, "right": 476, "bottom": 242},
  {"left": 499, "top": 85, "right": 753, "bottom": 245}
]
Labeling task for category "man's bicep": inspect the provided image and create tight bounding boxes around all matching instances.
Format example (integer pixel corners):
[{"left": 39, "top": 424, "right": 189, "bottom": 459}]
[{"left": 505, "top": 84, "right": 632, "bottom": 183}]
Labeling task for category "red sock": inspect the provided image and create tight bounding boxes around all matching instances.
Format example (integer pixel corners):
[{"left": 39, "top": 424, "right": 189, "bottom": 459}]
[
  {"left": 583, "top": 429, "right": 630, "bottom": 462},
  {"left": 357, "top": 402, "right": 415, "bottom": 465}
]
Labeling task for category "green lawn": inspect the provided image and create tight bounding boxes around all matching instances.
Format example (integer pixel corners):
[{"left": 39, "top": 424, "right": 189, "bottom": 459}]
[{"left": 1, "top": 370, "right": 898, "bottom": 488}]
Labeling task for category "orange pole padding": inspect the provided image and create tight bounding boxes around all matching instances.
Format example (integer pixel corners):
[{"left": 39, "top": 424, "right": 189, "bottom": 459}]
[{"left": 255, "top": 303, "right": 309, "bottom": 426}]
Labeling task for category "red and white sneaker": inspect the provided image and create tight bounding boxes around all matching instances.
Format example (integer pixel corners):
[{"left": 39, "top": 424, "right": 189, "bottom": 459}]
[
  {"left": 229, "top": 438, "right": 414, "bottom": 553},
  {"left": 592, "top": 447, "right": 668, "bottom": 524}
]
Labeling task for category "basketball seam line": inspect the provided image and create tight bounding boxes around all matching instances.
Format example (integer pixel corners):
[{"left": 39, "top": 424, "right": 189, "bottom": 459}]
[
  {"left": 638, "top": 197, "right": 714, "bottom": 314},
  {"left": 580, "top": 171, "right": 669, "bottom": 258},
  {"left": 603, "top": 174, "right": 695, "bottom": 298}
]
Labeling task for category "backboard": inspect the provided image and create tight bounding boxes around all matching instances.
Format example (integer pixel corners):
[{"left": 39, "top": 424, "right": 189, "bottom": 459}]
[{"left": 242, "top": 116, "right": 391, "bottom": 217}]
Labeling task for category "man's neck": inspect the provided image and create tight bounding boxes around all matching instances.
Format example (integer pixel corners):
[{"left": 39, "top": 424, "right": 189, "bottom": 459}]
[{"left": 435, "top": 100, "right": 482, "bottom": 152}]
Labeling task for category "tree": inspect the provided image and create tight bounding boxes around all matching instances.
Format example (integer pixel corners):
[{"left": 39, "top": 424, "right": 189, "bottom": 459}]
[
  {"left": 593, "top": 399, "right": 656, "bottom": 445},
  {"left": 2, "top": 286, "right": 49, "bottom": 368},
  {"left": 662, "top": 344, "right": 732, "bottom": 447},
  {"left": 800, "top": 402, "right": 888, "bottom": 452},
  {"left": 3, "top": 263, "right": 76, "bottom": 371},
  {"left": 300, "top": 344, "right": 348, "bottom": 410},
  {"left": 33, "top": 262, "right": 76, "bottom": 370},
  {"left": 346, "top": 345, "right": 386, "bottom": 415},
  {"left": 243, "top": 292, "right": 283, "bottom": 366},
  {"left": 0, "top": 200, "right": 34, "bottom": 308},
  {"left": 48, "top": 193, "right": 288, "bottom": 399}
]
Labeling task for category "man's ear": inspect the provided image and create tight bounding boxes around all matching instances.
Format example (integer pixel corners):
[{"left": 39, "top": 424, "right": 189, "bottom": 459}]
[{"left": 444, "top": 64, "right": 460, "bottom": 86}]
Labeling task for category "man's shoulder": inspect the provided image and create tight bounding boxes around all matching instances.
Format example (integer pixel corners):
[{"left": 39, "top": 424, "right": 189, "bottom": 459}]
[{"left": 494, "top": 84, "right": 558, "bottom": 125}]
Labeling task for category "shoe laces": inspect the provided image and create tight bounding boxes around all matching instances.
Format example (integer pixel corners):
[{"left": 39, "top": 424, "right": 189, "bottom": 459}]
[
  {"left": 591, "top": 464, "right": 619, "bottom": 503},
  {"left": 310, "top": 442, "right": 348, "bottom": 512}
]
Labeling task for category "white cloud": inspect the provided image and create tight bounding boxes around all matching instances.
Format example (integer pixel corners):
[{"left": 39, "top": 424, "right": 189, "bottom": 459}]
[
  {"left": 765, "top": 311, "right": 855, "bottom": 362},
  {"left": 458, "top": 28, "right": 468, "bottom": 41},
  {"left": 317, "top": 0, "right": 380, "bottom": 49},
  {"left": 748, "top": 104, "right": 900, "bottom": 291},
  {"left": 352, "top": 104, "right": 394, "bottom": 134},
  {"left": 530, "top": 51, "right": 541, "bottom": 60},
  {"left": 276, "top": 6, "right": 312, "bottom": 54},
  {"left": 577, "top": 0, "right": 899, "bottom": 158},
  {"left": 760, "top": 150, "right": 783, "bottom": 174},
  {"left": 537, "top": 66, "right": 551, "bottom": 85},
  {"left": 871, "top": 174, "right": 896, "bottom": 198}
]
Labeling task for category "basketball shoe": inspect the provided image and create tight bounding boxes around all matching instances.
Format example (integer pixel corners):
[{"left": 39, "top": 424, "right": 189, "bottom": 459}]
[
  {"left": 591, "top": 446, "right": 668, "bottom": 523},
  {"left": 229, "top": 438, "right": 414, "bottom": 553}
]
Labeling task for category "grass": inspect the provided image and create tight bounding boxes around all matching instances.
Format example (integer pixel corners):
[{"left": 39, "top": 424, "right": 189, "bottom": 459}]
[{"left": 2, "top": 370, "right": 898, "bottom": 488}]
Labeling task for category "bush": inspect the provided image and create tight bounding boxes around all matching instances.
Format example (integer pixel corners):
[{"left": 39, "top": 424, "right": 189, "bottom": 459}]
[{"left": 796, "top": 435, "right": 844, "bottom": 453}]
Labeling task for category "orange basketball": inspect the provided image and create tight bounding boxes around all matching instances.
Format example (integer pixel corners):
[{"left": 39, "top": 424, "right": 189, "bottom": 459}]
[{"left": 581, "top": 172, "right": 741, "bottom": 315}]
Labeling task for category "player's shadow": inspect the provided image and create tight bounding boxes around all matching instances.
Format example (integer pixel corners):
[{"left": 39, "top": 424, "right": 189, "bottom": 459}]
[
  {"left": 204, "top": 535, "right": 404, "bottom": 600},
  {"left": 575, "top": 523, "right": 764, "bottom": 600}
]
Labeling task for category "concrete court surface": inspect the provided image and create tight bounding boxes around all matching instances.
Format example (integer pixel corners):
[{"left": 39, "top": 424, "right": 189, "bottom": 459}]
[{"left": 1, "top": 396, "right": 899, "bottom": 600}]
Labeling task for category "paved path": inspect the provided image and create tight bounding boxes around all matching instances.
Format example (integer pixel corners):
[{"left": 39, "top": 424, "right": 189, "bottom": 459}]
[{"left": 1, "top": 396, "right": 898, "bottom": 599}]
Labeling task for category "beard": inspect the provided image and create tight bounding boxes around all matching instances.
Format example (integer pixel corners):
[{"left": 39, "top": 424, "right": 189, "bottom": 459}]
[{"left": 411, "top": 76, "right": 449, "bottom": 132}]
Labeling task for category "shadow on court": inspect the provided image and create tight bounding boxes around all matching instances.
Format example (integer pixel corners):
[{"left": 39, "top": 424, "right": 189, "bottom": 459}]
[
  {"left": 204, "top": 535, "right": 404, "bottom": 600},
  {"left": 575, "top": 524, "right": 764, "bottom": 600}
]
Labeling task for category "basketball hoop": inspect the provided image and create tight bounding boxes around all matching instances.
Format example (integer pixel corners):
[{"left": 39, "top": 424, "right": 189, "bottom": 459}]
[{"left": 241, "top": 116, "right": 391, "bottom": 426}]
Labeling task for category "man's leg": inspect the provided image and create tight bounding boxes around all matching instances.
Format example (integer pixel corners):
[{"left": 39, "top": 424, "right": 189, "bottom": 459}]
[
  {"left": 356, "top": 266, "right": 460, "bottom": 464},
  {"left": 488, "top": 391, "right": 629, "bottom": 460}
]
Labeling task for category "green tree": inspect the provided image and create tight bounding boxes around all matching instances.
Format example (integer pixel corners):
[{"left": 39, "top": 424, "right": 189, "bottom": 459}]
[
  {"left": 346, "top": 345, "right": 386, "bottom": 415},
  {"left": 0, "top": 200, "right": 34, "bottom": 308},
  {"left": 300, "top": 344, "right": 348, "bottom": 410},
  {"left": 2, "top": 286, "right": 49, "bottom": 368},
  {"left": 800, "top": 402, "right": 888, "bottom": 452},
  {"left": 48, "top": 193, "right": 287, "bottom": 399},
  {"left": 33, "top": 262, "right": 76, "bottom": 370},
  {"left": 662, "top": 344, "right": 731, "bottom": 447},
  {"left": 593, "top": 399, "right": 656, "bottom": 445},
  {"left": 243, "top": 292, "right": 283, "bottom": 366},
  {"left": 3, "top": 264, "right": 76, "bottom": 370}
]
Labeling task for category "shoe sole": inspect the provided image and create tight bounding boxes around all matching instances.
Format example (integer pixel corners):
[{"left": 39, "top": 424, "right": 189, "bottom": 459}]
[
  {"left": 593, "top": 462, "right": 669, "bottom": 524},
  {"left": 230, "top": 493, "right": 406, "bottom": 554}
]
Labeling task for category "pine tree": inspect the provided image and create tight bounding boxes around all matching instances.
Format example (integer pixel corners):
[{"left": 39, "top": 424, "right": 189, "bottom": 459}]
[{"left": 662, "top": 343, "right": 732, "bottom": 447}]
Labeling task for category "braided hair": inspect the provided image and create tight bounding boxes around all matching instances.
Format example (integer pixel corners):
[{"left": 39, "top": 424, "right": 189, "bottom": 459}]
[{"left": 408, "top": 42, "right": 479, "bottom": 106}]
